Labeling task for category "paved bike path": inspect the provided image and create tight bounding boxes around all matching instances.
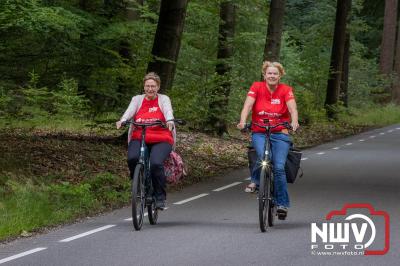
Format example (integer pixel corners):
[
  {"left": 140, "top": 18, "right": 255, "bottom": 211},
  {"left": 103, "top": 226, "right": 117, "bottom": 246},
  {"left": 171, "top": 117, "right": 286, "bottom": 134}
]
[{"left": 1, "top": 125, "right": 399, "bottom": 266}]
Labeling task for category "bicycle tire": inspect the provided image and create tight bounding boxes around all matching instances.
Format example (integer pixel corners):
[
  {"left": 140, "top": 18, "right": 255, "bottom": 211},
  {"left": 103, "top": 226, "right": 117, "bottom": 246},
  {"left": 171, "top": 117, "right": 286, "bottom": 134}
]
[
  {"left": 147, "top": 200, "right": 158, "bottom": 225},
  {"left": 132, "top": 164, "right": 145, "bottom": 231},
  {"left": 267, "top": 169, "right": 275, "bottom": 227},
  {"left": 258, "top": 166, "right": 270, "bottom": 232}
]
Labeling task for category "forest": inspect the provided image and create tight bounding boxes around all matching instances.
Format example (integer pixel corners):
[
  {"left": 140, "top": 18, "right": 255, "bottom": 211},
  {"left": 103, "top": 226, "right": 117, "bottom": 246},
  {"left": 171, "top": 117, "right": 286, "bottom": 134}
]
[{"left": 1, "top": 0, "right": 399, "bottom": 133}]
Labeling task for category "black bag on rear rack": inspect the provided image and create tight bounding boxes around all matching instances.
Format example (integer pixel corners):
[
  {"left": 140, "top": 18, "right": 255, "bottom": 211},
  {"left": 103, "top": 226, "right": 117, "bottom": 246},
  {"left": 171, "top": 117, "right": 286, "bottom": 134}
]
[{"left": 285, "top": 147, "right": 303, "bottom": 183}]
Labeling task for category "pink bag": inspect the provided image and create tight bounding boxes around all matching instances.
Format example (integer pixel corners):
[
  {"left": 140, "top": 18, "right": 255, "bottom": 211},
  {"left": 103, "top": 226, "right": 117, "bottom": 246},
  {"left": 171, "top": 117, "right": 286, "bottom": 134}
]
[{"left": 164, "top": 151, "right": 186, "bottom": 184}]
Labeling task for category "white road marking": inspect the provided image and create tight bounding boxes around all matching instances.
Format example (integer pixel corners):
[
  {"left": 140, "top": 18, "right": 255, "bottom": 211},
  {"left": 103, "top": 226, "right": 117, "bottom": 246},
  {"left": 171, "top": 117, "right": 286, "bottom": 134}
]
[
  {"left": 359, "top": 139, "right": 365, "bottom": 142},
  {"left": 301, "top": 157, "right": 308, "bottom": 161},
  {"left": 332, "top": 147, "right": 340, "bottom": 150},
  {"left": 316, "top": 152, "right": 325, "bottom": 155},
  {"left": 396, "top": 127, "right": 400, "bottom": 130},
  {"left": 379, "top": 132, "right": 385, "bottom": 135},
  {"left": 387, "top": 130, "right": 393, "bottom": 133},
  {"left": 244, "top": 177, "right": 251, "bottom": 181},
  {"left": 369, "top": 135, "right": 376, "bottom": 138},
  {"left": 59, "top": 225, "right": 115, "bottom": 243},
  {"left": 173, "top": 193, "right": 209, "bottom": 205},
  {"left": 0, "top": 247, "right": 47, "bottom": 264},
  {"left": 345, "top": 143, "right": 353, "bottom": 146},
  {"left": 213, "top": 182, "right": 242, "bottom": 192}
]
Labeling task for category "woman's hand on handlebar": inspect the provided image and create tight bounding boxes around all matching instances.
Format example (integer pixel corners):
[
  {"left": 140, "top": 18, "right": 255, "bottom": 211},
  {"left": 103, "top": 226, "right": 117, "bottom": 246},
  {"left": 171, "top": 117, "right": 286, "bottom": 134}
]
[
  {"left": 116, "top": 120, "right": 123, "bottom": 129},
  {"left": 166, "top": 121, "right": 174, "bottom": 131},
  {"left": 237, "top": 122, "right": 246, "bottom": 130},
  {"left": 291, "top": 121, "right": 299, "bottom": 132}
]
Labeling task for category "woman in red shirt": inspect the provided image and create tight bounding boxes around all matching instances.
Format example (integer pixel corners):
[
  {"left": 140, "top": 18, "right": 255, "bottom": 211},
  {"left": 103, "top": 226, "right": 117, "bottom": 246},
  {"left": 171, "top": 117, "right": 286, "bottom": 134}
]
[
  {"left": 116, "top": 72, "right": 175, "bottom": 210},
  {"left": 237, "top": 61, "right": 299, "bottom": 219}
]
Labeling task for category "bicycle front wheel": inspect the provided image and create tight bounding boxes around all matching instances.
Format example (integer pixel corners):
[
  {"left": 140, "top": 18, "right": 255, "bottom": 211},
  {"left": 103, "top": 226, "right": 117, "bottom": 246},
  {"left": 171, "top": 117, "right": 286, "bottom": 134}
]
[
  {"left": 258, "top": 166, "right": 271, "bottom": 232},
  {"left": 132, "top": 164, "right": 145, "bottom": 231},
  {"left": 268, "top": 170, "right": 275, "bottom": 227}
]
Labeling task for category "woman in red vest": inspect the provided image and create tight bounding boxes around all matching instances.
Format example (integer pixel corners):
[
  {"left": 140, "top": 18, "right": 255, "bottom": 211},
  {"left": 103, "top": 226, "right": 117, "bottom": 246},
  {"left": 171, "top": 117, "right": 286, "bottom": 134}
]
[
  {"left": 116, "top": 72, "right": 175, "bottom": 210},
  {"left": 237, "top": 61, "right": 299, "bottom": 219}
]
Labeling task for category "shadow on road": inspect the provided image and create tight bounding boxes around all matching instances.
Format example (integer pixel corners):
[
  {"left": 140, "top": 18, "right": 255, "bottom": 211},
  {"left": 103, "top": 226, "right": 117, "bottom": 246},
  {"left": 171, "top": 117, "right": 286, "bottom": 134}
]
[{"left": 118, "top": 219, "right": 309, "bottom": 232}]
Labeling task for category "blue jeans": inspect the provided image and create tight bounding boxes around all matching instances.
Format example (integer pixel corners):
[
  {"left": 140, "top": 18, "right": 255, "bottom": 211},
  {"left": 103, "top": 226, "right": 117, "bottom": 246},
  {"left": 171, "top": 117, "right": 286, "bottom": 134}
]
[{"left": 251, "top": 133, "right": 292, "bottom": 207}]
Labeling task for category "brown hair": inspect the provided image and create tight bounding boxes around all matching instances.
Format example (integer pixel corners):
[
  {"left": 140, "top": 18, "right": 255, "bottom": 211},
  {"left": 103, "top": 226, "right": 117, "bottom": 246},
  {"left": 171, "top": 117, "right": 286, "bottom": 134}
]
[
  {"left": 262, "top": 61, "right": 286, "bottom": 77},
  {"left": 143, "top": 72, "right": 161, "bottom": 87}
]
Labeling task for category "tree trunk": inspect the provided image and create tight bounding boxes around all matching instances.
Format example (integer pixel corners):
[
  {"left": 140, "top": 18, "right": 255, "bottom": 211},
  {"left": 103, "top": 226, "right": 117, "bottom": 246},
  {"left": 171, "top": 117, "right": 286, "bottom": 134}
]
[
  {"left": 340, "top": 0, "right": 352, "bottom": 107},
  {"left": 263, "top": 0, "right": 286, "bottom": 62},
  {"left": 380, "top": 0, "right": 398, "bottom": 75},
  {"left": 340, "top": 32, "right": 350, "bottom": 107},
  {"left": 392, "top": 7, "right": 400, "bottom": 104},
  {"left": 325, "top": 0, "right": 351, "bottom": 118},
  {"left": 208, "top": 1, "right": 236, "bottom": 136},
  {"left": 146, "top": 0, "right": 189, "bottom": 93}
]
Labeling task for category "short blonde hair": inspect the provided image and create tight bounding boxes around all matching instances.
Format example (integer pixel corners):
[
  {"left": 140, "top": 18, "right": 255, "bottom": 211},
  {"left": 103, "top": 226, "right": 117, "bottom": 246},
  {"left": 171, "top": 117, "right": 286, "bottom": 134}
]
[
  {"left": 143, "top": 72, "right": 161, "bottom": 87},
  {"left": 262, "top": 61, "right": 285, "bottom": 77}
]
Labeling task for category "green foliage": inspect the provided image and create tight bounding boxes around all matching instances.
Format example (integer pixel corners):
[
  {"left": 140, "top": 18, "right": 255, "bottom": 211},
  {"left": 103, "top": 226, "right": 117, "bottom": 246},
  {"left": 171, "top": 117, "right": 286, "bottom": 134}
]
[
  {"left": 0, "top": 172, "right": 130, "bottom": 240},
  {"left": 19, "top": 72, "right": 53, "bottom": 123},
  {"left": 86, "top": 172, "right": 130, "bottom": 207},
  {"left": 0, "top": 179, "right": 95, "bottom": 238},
  {"left": 0, "top": 72, "right": 91, "bottom": 128},
  {"left": 48, "top": 182, "right": 95, "bottom": 214},
  {"left": 0, "top": 0, "right": 91, "bottom": 87},
  {"left": 170, "top": 1, "right": 219, "bottom": 128},
  {"left": 53, "top": 77, "right": 89, "bottom": 119},
  {"left": 0, "top": 0, "right": 396, "bottom": 130},
  {"left": 338, "top": 103, "right": 400, "bottom": 126},
  {"left": 295, "top": 88, "right": 327, "bottom": 124},
  {"left": 0, "top": 86, "right": 13, "bottom": 117}
]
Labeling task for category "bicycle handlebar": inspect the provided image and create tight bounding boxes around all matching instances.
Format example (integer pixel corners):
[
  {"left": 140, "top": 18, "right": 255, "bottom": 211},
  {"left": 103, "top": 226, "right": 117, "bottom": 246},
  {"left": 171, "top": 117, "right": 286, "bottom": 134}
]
[
  {"left": 253, "top": 121, "right": 292, "bottom": 130},
  {"left": 240, "top": 121, "right": 292, "bottom": 133},
  {"left": 122, "top": 119, "right": 186, "bottom": 128}
]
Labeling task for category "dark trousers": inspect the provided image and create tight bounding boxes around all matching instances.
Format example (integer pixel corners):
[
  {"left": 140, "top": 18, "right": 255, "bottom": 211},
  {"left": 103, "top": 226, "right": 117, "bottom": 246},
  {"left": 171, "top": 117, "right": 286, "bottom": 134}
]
[{"left": 127, "top": 140, "right": 172, "bottom": 200}]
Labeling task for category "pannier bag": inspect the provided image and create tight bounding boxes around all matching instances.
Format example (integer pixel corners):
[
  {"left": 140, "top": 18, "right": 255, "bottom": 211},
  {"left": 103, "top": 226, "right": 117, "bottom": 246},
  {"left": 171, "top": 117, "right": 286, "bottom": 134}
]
[
  {"left": 164, "top": 151, "right": 186, "bottom": 184},
  {"left": 285, "top": 147, "right": 303, "bottom": 183}
]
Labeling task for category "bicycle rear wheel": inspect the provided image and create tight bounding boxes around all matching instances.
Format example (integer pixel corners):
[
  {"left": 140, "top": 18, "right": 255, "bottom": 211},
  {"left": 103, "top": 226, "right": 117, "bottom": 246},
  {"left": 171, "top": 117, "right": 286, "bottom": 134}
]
[
  {"left": 147, "top": 200, "right": 158, "bottom": 225},
  {"left": 258, "top": 166, "right": 271, "bottom": 232},
  {"left": 132, "top": 164, "right": 145, "bottom": 230}
]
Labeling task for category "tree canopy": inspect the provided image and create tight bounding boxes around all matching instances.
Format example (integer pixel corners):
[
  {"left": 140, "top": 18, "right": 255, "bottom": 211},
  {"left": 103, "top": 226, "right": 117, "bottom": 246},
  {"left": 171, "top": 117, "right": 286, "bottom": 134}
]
[{"left": 0, "top": 0, "right": 396, "bottom": 132}]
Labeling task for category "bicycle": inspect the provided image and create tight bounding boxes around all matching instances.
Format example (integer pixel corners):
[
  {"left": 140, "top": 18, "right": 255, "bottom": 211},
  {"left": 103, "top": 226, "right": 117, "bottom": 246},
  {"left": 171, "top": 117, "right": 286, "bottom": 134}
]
[
  {"left": 243, "top": 120, "right": 291, "bottom": 232},
  {"left": 122, "top": 119, "right": 185, "bottom": 231}
]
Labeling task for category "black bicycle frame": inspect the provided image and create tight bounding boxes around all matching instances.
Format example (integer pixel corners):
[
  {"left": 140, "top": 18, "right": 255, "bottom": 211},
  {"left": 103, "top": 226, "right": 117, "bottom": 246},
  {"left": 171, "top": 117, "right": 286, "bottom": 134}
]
[
  {"left": 261, "top": 127, "right": 273, "bottom": 167},
  {"left": 137, "top": 126, "right": 153, "bottom": 200}
]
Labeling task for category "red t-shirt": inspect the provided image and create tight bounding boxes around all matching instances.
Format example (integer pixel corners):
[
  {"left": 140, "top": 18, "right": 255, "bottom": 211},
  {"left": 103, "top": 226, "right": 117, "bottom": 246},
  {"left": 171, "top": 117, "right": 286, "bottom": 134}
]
[
  {"left": 131, "top": 97, "right": 174, "bottom": 145},
  {"left": 247, "top": 81, "right": 295, "bottom": 133}
]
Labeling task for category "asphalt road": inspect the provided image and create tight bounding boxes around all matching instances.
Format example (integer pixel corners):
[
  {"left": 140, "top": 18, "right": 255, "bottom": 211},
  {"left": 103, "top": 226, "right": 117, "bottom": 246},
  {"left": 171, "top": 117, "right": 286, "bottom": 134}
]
[{"left": 1, "top": 125, "right": 399, "bottom": 266}]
